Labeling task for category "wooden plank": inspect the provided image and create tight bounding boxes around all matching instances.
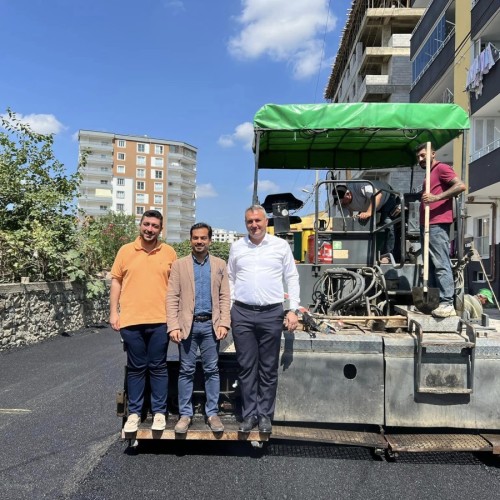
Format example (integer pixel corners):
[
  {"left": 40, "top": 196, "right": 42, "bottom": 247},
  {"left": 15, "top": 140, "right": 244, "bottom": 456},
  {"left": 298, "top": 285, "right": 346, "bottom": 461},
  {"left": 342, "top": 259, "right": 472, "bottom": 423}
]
[{"left": 121, "top": 416, "right": 269, "bottom": 441}]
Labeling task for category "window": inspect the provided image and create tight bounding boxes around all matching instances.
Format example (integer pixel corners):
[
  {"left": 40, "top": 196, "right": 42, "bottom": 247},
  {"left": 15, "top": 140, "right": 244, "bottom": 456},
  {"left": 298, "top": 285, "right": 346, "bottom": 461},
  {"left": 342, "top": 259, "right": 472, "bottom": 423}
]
[
  {"left": 155, "top": 145, "right": 164, "bottom": 155},
  {"left": 136, "top": 193, "right": 146, "bottom": 203},
  {"left": 136, "top": 168, "right": 145, "bottom": 178},
  {"left": 136, "top": 206, "right": 145, "bottom": 215},
  {"left": 117, "top": 152, "right": 125, "bottom": 160},
  {"left": 136, "top": 181, "right": 145, "bottom": 190},
  {"left": 100, "top": 179, "right": 108, "bottom": 185},
  {"left": 117, "top": 178, "right": 125, "bottom": 186},
  {"left": 153, "top": 157, "right": 164, "bottom": 167},
  {"left": 99, "top": 205, "right": 107, "bottom": 211},
  {"left": 116, "top": 203, "right": 124, "bottom": 211},
  {"left": 136, "top": 155, "right": 146, "bottom": 165},
  {"left": 137, "top": 143, "right": 149, "bottom": 153},
  {"left": 154, "top": 182, "right": 163, "bottom": 192},
  {"left": 117, "top": 139, "right": 126, "bottom": 148},
  {"left": 116, "top": 191, "right": 125, "bottom": 199},
  {"left": 154, "top": 194, "right": 163, "bottom": 204},
  {"left": 170, "top": 145, "right": 179, "bottom": 154},
  {"left": 474, "top": 216, "right": 490, "bottom": 258},
  {"left": 117, "top": 165, "right": 125, "bottom": 173},
  {"left": 472, "top": 117, "right": 500, "bottom": 158},
  {"left": 154, "top": 170, "right": 163, "bottom": 180}
]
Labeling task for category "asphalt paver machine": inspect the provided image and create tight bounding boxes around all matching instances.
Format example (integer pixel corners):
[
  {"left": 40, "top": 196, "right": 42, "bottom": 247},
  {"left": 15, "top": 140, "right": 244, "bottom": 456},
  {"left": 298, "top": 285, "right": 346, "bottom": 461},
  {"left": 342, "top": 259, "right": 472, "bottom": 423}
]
[{"left": 119, "top": 103, "right": 500, "bottom": 456}]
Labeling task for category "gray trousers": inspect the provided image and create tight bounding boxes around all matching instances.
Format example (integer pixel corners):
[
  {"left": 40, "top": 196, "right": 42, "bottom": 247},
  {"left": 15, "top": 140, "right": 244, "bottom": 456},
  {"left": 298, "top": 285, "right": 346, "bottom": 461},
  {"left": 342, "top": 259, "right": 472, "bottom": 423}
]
[{"left": 231, "top": 303, "right": 284, "bottom": 419}]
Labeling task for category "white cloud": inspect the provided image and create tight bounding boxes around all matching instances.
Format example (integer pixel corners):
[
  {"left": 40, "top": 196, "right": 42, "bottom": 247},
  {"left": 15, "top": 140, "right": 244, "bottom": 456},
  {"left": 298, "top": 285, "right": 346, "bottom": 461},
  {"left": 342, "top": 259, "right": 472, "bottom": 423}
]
[
  {"left": 197, "top": 183, "right": 218, "bottom": 198},
  {"left": 247, "top": 179, "right": 279, "bottom": 193},
  {"left": 2, "top": 112, "right": 66, "bottom": 135},
  {"left": 71, "top": 131, "right": 79, "bottom": 141},
  {"left": 228, "top": 0, "right": 336, "bottom": 79},
  {"left": 163, "top": 0, "right": 185, "bottom": 11},
  {"left": 218, "top": 121, "right": 254, "bottom": 150}
]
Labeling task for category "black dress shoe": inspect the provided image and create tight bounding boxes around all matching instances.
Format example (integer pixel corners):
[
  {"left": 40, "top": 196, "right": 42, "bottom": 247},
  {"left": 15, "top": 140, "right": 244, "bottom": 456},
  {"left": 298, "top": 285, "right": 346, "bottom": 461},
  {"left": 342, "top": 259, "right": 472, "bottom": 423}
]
[
  {"left": 258, "top": 415, "right": 272, "bottom": 433},
  {"left": 239, "top": 415, "right": 258, "bottom": 432}
]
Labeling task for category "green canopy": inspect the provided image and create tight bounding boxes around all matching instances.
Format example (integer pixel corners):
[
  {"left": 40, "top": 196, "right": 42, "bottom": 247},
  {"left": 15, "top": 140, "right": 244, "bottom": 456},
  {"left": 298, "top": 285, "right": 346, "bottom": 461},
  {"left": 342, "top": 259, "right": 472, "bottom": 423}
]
[{"left": 253, "top": 103, "right": 469, "bottom": 170}]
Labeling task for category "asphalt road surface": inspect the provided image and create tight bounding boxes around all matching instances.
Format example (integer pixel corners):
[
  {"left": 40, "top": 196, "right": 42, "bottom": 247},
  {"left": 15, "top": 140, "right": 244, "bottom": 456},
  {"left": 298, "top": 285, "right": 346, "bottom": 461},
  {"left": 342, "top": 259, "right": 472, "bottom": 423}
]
[{"left": 1, "top": 326, "right": 500, "bottom": 500}]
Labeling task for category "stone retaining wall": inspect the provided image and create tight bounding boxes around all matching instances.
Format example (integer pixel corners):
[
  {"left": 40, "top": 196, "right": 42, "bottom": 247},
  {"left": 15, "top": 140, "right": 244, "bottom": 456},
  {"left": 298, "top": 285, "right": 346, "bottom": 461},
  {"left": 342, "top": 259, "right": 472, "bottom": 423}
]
[{"left": 0, "top": 281, "right": 109, "bottom": 350}]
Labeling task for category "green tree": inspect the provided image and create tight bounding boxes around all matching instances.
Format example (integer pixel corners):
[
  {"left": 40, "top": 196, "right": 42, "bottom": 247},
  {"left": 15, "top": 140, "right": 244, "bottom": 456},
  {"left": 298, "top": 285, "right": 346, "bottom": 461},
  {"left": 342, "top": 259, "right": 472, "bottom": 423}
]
[
  {"left": 171, "top": 240, "right": 231, "bottom": 261},
  {"left": 77, "top": 211, "right": 139, "bottom": 275},
  {"left": 0, "top": 109, "right": 81, "bottom": 231},
  {"left": 0, "top": 109, "right": 82, "bottom": 282}
]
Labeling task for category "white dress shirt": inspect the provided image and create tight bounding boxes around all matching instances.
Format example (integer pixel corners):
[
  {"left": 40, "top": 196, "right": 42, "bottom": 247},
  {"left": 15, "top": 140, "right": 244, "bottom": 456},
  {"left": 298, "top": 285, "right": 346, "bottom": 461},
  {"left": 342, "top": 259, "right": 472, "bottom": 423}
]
[{"left": 227, "top": 233, "right": 300, "bottom": 310}]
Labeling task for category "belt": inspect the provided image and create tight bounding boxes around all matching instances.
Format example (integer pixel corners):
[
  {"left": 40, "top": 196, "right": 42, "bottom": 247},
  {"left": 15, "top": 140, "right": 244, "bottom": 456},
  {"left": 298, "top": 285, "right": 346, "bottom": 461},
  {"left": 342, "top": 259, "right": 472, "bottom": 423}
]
[
  {"left": 234, "top": 301, "right": 282, "bottom": 312},
  {"left": 193, "top": 314, "right": 212, "bottom": 322}
]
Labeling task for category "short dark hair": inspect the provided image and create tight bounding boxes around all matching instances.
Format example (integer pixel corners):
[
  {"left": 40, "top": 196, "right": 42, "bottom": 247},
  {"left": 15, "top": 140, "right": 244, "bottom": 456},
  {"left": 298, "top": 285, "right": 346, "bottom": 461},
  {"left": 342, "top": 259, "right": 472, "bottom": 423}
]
[
  {"left": 141, "top": 210, "right": 163, "bottom": 225},
  {"left": 190, "top": 222, "right": 212, "bottom": 239},
  {"left": 415, "top": 142, "right": 436, "bottom": 153}
]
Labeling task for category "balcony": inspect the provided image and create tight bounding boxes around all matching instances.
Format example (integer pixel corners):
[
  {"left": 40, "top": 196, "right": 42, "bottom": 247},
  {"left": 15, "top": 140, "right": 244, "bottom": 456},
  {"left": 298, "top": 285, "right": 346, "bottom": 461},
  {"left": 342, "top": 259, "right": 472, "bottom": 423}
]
[
  {"left": 470, "top": 54, "right": 500, "bottom": 115},
  {"left": 411, "top": 0, "right": 449, "bottom": 56},
  {"left": 86, "top": 155, "right": 114, "bottom": 164},
  {"left": 79, "top": 141, "right": 113, "bottom": 153},
  {"left": 472, "top": 0, "right": 500, "bottom": 38},
  {"left": 410, "top": 32, "right": 455, "bottom": 102},
  {"left": 469, "top": 146, "right": 500, "bottom": 192},
  {"left": 79, "top": 193, "right": 113, "bottom": 203},
  {"left": 80, "top": 180, "right": 112, "bottom": 189},
  {"left": 79, "top": 166, "right": 113, "bottom": 178},
  {"left": 78, "top": 206, "right": 109, "bottom": 217}
]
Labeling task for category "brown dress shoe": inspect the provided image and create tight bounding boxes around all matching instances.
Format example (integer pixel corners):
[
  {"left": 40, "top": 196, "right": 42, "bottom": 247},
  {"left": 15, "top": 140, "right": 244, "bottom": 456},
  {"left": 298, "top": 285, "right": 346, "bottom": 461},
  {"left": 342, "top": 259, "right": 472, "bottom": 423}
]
[
  {"left": 207, "top": 415, "right": 224, "bottom": 432},
  {"left": 174, "top": 416, "right": 191, "bottom": 434}
]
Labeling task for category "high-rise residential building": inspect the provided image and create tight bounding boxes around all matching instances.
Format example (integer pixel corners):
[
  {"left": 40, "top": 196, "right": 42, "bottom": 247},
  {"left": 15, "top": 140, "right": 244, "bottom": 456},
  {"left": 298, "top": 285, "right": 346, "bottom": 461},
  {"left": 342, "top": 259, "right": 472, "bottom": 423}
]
[
  {"left": 78, "top": 130, "right": 197, "bottom": 242},
  {"left": 324, "top": 0, "right": 426, "bottom": 193},
  {"left": 410, "top": 0, "right": 500, "bottom": 297},
  {"left": 211, "top": 228, "right": 242, "bottom": 244}
]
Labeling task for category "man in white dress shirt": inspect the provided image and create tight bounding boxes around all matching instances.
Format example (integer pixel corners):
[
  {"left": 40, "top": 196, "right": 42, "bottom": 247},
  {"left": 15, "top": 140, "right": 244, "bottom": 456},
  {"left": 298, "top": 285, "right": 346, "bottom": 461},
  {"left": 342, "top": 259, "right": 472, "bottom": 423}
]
[{"left": 228, "top": 204, "right": 300, "bottom": 433}]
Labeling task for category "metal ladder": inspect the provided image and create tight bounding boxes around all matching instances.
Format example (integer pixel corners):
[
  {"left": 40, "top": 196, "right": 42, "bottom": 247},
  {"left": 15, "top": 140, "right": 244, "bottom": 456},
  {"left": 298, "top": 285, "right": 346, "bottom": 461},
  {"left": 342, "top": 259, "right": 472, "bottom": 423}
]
[{"left": 410, "top": 316, "right": 476, "bottom": 394}]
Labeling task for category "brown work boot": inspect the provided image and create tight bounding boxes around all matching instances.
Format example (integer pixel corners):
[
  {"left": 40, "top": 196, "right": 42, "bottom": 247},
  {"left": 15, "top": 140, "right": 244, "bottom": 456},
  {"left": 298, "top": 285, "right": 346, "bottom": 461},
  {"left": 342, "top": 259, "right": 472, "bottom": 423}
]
[
  {"left": 174, "top": 416, "right": 191, "bottom": 434},
  {"left": 207, "top": 415, "right": 224, "bottom": 432}
]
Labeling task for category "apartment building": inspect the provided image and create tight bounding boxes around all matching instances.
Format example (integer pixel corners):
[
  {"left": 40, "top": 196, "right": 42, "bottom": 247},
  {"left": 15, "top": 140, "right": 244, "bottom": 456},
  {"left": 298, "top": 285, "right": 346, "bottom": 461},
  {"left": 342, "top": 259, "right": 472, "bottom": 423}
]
[
  {"left": 324, "top": 0, "right": 426, "bottom": 194},
  {"left": 211, "top": 228, "right": 241, "bottom": 244},
  {"left": 78, "top": 130, "right": 197, "bottom": 242},
  {"left": 410, "top": 0, "right": 500, "bottom": 296}
]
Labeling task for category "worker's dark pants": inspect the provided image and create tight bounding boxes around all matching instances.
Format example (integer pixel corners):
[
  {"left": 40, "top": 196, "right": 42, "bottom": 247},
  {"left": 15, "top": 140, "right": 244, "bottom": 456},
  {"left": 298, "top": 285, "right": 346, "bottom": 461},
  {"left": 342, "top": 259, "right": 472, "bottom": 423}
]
[
  {"left": 231, "top": 303, "right": 284, "bottom": 419},
  {"left": 379, "top": 194, "right": 399, "bottom": 255}
]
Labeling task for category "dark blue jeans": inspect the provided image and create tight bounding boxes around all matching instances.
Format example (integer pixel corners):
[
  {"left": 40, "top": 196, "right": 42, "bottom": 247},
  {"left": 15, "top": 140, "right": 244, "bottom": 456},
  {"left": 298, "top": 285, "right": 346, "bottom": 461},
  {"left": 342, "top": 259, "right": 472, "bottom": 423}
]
[
  {"left": 178, "top": 321, "right": 220, "bottom": 417},
  {"left": 420, "top": 223, "right": 454, "bottom": 305},
  {"left": 120, "top": 323, "right": 169, "bottom": 415}
]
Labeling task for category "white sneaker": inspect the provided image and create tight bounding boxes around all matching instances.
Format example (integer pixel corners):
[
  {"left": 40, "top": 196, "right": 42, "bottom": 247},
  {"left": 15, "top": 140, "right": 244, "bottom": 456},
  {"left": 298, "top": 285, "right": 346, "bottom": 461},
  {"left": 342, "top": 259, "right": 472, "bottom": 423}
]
[
  {"left": 123, "top": 413, "right": 140, "bottom": 433},
  {"left": 432, "top": 304, "right": 456, "bottom": 318},
  {"left": 151, "top": 413, "right": 166, "bottom": 431}
]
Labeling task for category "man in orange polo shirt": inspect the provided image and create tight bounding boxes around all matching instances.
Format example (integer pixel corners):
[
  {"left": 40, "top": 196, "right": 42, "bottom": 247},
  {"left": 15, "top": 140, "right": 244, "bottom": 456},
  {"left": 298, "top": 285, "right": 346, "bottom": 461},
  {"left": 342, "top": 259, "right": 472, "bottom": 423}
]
[{"left": 110, "top": 210, "right": 177, "bottom": 433}]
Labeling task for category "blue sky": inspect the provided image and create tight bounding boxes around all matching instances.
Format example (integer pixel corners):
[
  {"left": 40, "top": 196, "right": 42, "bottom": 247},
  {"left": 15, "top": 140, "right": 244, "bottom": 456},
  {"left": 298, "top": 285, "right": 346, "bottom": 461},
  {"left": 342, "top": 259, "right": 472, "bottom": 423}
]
[{"left": 1, "top": 0, "right": 351, "bottom": 233}]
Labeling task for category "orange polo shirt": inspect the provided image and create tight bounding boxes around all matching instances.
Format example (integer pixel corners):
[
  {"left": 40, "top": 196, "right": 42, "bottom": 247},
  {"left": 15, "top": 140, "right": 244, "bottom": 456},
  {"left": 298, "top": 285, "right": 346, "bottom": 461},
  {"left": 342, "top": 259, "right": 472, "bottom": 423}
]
[{"left": 111, "top": 237, "right": 177, "bottom": 328}]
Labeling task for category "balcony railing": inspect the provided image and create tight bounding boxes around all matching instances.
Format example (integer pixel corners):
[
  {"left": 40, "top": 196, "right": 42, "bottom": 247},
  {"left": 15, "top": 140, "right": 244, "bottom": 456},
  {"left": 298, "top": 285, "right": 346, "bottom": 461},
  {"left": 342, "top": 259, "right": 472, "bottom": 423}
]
[
  {"left": 80, "top": 167, "right": 113, "bottom": 177},
  {"left": 470, "top": 138, "right": 500, "bottom": 162}
]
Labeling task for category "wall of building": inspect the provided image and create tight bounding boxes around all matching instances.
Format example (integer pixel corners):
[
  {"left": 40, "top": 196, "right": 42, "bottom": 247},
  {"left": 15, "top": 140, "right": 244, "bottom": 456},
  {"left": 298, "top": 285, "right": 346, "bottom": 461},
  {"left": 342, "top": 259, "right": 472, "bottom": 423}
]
[{"left": 0, "top": 281, "right": 109, "bottom": 351}]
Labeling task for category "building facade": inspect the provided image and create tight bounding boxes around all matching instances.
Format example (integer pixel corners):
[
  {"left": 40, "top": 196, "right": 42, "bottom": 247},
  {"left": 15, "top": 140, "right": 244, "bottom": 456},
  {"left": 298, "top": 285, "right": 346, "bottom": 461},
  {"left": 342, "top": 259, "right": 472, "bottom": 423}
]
[
  {"left": 324, "top": 0, "right": 426, "bottom": 196},
  {"left": 410, "top": 0, "right": 500, "bottom": 297},
  {"left": 211, "top": 228, "right": 241, "bottom": 244},
  {"left": 78, "top": 130, "right": 196, "bottom": 242}
]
